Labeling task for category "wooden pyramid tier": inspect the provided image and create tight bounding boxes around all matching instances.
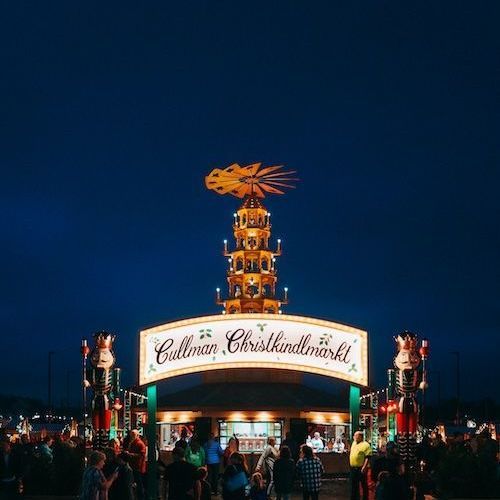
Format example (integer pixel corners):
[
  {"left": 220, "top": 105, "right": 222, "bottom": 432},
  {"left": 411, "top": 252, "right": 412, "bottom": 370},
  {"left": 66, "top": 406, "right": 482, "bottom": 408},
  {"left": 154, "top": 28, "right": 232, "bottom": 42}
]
[{"left": 216, "top": 195, "right": 287, "bottom": 314}]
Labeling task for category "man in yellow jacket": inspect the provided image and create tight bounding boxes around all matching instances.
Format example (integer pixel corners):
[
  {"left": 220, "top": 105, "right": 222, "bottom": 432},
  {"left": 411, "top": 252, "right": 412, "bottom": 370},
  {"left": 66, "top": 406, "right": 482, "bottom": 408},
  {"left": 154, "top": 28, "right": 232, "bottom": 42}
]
[{"left": 349, "top": 431, "right": 371, "bottom": 500}]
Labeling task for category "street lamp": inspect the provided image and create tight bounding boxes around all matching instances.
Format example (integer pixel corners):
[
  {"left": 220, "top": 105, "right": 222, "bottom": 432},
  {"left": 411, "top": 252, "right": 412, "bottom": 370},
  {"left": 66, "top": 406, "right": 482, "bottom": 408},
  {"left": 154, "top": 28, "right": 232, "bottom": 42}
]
[
  {"left": 451, "top": 351, "right": 461, "bottom": 424},
  {"left": 48, "top": 351, "right": 56, "bottom": 411},
  {"left": 428, "top": 370, "right": 442, "bottom": 421}
]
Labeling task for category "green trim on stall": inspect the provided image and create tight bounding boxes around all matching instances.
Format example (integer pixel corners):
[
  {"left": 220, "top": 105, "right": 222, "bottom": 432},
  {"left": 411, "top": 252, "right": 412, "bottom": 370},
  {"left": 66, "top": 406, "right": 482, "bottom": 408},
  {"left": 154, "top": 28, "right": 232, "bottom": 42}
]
[
  {"left": 349, "top": 384, "right": 360, "bottom": 440},
  {"left": 147, "top": 384, "right": 157, "bottom": 500}
]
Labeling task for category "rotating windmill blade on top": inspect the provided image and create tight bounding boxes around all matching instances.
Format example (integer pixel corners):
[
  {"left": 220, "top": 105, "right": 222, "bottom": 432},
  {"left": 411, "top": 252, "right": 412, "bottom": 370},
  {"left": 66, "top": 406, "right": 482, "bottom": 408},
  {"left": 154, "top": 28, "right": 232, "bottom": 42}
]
[{"left": 205, "top": 163, "right": 298, "bottom": 198}]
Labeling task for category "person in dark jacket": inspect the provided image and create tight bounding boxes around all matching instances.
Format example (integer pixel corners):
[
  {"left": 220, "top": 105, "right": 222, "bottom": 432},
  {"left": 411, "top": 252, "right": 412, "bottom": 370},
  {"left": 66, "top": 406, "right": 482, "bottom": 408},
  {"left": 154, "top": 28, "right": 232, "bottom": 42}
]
[
  {"left": 370, "top": 442, "right": 399, "bottom": 484},
  {"left": 0, "top": 441, "right": 23, "bottom": 499},
  {"left": 109, "top": 452, "right": 135, "bottom": 500},
  {"left": 176, "top": 427, "right": 190, "bottom": 450},
  {"left": 273, "top": 445, "right": 295, "bottom": 500},
  {"left": 281, "top": 433, "right": 299, "bottom": 462},
  {"left": 165, "top": 446, "right": 198, "bottom": 500}
]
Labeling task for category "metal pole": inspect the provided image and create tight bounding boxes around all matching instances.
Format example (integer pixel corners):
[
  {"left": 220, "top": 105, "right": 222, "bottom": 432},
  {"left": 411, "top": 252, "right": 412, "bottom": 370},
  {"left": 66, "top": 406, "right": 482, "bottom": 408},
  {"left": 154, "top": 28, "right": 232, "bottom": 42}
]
[
  {"left": 421, "top": 384, "right": 426, "bottom": 428},
  {"left": 66, "top": 369, "right": 70, "bottom": 409},
  {"left": 427, "top": 370, "right": 442, "bottom": 420},
  {"left": 48, "top": 351, "right": 55, "bottom": 410},
  {"left": 81, "top": 339, "right": 89, "bottom": 441},
  {"left": 432, "top": 371, "right": 442, "bottom": 420},
  {"left": 419, "top": 339, "right": 430, "bottom": 431},
  {"left": 451, "top": 352, "right": 460, "bottom": 424},
  {"left": 83, "top": 357, "right": 87, "bottom": 438}
]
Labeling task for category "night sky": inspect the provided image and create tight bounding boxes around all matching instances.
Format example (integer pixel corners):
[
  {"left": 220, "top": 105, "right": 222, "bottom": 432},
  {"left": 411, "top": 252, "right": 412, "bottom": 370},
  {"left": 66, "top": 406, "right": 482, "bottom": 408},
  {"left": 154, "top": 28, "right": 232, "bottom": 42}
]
[{"left": 2, "top": 2, "right": 499, "bottom": 408}]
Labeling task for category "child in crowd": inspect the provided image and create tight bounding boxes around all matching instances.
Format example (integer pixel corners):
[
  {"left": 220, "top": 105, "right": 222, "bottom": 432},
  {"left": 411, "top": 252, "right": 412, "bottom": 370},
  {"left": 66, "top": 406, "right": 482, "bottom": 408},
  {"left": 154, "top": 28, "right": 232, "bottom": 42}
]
[
  {"left": 196, "top": 467, "right": 212, "bottom": 500},
  {"left": 375, "top": 470, "right": 391, "bottom": 500},
  {"left": 250, "top": 472, "right": 267, "bottom": 500}
]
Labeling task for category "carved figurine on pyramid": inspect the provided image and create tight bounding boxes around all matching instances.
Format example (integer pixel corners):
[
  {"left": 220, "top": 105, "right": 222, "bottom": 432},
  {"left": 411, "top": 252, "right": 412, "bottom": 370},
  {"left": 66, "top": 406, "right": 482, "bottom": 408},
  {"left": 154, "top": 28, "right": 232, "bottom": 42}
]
[
  {"left": 205, "top": 163, "right": 298, "bottom": 314},
  {"left": 85, "top": 331, "right": 120, "bottom": 449}
]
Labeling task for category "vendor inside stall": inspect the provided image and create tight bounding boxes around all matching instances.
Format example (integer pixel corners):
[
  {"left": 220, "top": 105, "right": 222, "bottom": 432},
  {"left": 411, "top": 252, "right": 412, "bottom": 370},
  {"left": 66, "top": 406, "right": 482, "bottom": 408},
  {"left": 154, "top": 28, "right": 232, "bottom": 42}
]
[{"left": 306, "top": 422, "right": 349, "bottom": 453}]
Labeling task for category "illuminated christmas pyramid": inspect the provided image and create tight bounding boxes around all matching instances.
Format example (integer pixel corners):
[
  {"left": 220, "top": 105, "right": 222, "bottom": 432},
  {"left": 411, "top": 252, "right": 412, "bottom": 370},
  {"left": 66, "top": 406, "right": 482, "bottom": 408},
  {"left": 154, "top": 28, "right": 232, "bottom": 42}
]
[{"left": 205, "top": 163, "right": 297, "bottom": 314}]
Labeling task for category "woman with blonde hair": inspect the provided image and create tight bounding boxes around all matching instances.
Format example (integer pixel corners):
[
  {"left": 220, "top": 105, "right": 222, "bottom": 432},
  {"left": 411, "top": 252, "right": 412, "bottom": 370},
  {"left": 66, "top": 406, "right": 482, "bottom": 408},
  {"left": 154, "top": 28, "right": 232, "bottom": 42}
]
[
  {"left": 256, "top": 437, "right": 279, "bottom": 497},
  {"left": 250, "top": 471, "right": 267, "bottom": 499},
  {"left": 223, "top": 436, "right": 240, "bottom": 467}
]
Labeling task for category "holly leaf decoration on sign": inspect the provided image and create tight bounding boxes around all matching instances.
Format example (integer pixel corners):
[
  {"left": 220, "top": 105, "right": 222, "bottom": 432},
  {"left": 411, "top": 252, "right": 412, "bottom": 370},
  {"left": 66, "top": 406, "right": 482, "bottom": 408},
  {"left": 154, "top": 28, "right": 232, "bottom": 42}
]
[
  {"left": 256, "top": 323, "right": 267, "bottom": 332},
  {"left": 199, "top": 328, "right": 213, "bottom": 340},
  {"left": 319, "top": 333, "right": 333, "bottom": 346}
]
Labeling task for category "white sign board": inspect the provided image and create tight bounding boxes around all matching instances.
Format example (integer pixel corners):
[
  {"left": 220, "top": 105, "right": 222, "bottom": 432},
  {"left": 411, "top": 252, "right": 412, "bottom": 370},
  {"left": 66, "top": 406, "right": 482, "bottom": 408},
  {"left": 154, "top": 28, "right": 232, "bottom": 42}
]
[{"left": 139, "top": 314, "right": 368, "bottom": 386}]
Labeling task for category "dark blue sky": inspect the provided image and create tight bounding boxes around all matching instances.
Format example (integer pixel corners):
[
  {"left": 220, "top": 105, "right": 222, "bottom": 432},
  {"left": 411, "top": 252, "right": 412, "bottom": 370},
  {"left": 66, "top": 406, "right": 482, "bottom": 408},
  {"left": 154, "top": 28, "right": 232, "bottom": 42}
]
[{"left": 1, "top": 2, "right": 499, "bottom": 407}]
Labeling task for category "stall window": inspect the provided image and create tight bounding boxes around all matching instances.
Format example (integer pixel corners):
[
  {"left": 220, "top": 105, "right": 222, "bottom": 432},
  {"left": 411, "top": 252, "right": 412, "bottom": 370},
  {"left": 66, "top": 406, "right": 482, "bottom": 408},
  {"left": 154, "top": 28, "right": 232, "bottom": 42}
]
[
  {"left": 306, "top": 423, "right": 349, "bottom": 453},
  {"left": 158, "top": 423, "right": 194, "bottom": 451},
  {"left": 219, "top": 421, "right": 282, "bottom": 452}
]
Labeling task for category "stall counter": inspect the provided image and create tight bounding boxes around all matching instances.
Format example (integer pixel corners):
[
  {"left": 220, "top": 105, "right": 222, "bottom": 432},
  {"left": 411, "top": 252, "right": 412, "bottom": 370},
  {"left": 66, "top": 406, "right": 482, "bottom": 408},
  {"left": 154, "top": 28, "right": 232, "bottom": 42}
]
[{"left": 159, "top": 450, "right": 349, "bottom": 475}]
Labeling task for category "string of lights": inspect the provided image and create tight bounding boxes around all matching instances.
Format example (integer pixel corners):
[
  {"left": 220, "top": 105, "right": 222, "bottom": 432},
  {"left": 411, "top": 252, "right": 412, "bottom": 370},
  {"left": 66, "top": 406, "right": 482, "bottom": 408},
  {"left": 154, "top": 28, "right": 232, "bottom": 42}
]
[
  {"left": 120, "top": 388, "right": 147, "bottom": 400},
  {"left": 359, "top": 388, "right": 388, "bottom": 400}
]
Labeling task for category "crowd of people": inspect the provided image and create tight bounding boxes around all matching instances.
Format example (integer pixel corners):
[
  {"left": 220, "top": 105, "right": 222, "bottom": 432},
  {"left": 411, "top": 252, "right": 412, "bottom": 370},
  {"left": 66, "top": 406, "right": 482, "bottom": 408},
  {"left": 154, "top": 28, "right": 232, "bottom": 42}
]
[
  {"left": 1, "top": 426, "right": 499, "bottom": 499},
  {"left": 0, "top": 428, "right": 151, "bottom": 500},
  {"left": 0, "top": 427, "right": 326, "bottom": 499},
  {"left": 164, "top": 432, "right": 325, "bottom": 500},
  {"left": 0, "top": 430, "right": 85, "bottom": 498},
  {"left": 348, "top": 429, "right": 500, "bottom": 500}
]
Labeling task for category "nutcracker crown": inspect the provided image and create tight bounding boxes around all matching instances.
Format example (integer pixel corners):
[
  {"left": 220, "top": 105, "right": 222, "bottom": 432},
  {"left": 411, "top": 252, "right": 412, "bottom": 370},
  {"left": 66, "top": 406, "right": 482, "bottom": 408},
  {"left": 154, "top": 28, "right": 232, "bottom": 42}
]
[
  {"left": 93, "top": 331, "right": 115, "bottom": 349},
  {"left": 395, "top": 331, "right": 418, "bottom": 351}
]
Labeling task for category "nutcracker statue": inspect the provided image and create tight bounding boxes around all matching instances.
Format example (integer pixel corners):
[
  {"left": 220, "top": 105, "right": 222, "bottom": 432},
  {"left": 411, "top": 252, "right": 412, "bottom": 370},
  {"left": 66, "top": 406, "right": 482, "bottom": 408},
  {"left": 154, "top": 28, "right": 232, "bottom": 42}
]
[
  {"left": 393, "top": 331, "right": 428, "bottom": 470},
  {"left": 85, "top": 331, "right": 120, "bottom": 449}
]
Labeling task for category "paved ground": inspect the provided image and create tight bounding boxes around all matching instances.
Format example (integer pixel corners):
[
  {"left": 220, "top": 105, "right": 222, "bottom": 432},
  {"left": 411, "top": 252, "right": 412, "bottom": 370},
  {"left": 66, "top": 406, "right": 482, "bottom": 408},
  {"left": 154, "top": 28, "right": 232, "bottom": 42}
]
[{"left": 210, "top": 478, "right": 351, "bottom": 499}]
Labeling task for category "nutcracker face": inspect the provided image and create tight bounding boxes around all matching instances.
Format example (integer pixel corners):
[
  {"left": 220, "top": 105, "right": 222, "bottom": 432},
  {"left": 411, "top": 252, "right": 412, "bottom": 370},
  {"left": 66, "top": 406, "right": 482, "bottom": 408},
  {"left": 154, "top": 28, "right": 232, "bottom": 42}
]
[
  {"left": 90, "top": 346, "right": 115, "bottom": 369},
  {"left": 394, "top": 348, "right": 420, "bottom": 370}
]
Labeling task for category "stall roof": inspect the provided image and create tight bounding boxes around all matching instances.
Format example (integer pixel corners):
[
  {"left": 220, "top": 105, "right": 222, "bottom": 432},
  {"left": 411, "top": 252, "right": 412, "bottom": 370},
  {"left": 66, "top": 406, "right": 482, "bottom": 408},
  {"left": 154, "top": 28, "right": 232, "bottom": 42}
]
[{"left": 157, "top": 382, "right": 347, "bottom": 411}]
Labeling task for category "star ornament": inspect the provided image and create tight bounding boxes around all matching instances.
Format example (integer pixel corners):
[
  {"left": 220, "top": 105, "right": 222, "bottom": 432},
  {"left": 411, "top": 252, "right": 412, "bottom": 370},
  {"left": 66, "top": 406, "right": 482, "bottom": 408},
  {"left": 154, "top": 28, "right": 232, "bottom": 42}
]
[{"left": 205, "top": 163, "right": 298, "bottom": 199}]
